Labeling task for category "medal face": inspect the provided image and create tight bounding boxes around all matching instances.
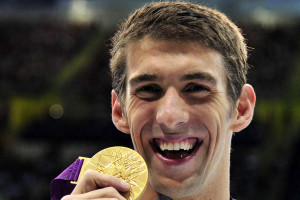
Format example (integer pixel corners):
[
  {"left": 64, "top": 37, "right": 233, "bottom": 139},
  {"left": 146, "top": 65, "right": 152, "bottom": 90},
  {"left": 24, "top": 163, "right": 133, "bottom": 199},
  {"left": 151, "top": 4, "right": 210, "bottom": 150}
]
[{"left": 84, "top": 146, "right": 148, "bottom": 200}]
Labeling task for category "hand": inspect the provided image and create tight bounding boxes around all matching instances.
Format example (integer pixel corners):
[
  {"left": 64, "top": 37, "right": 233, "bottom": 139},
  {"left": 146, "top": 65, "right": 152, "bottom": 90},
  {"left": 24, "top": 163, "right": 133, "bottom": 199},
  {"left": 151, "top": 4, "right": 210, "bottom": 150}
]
[{"left": 61, "top": 169, "right": 130, "bottom": 200}]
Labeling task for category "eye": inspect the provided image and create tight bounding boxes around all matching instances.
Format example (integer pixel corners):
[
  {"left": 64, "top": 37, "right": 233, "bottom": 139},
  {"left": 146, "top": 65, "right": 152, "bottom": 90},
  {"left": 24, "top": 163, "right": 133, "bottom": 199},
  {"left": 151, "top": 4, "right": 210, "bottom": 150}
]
[
  {"left": 184, "top": 83, "right": 210, "bottom": 97},
  {"left": 136, "top": 84, "right": 162, "bottom": 100},
  {"left": 184, "top": 83, "right": 210, "bottom": 92}
]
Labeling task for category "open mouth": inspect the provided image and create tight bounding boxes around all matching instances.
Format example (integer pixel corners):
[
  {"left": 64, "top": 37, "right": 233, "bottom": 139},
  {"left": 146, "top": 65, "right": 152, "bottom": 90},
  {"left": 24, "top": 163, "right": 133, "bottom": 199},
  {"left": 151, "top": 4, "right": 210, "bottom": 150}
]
[{"left": 151, "top": 138, "right": 202, "bottom": 160}]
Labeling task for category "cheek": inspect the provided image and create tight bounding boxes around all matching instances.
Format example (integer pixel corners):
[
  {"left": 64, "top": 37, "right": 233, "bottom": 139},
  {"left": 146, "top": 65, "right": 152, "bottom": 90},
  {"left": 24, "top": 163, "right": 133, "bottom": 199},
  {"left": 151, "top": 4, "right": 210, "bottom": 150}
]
[
  {"left": 126, "top": 100, "right": 155, "bottom": 155},
  {"left": 204, "top": 105, "right": 232, "bottom": 162},
  {"left": 205, "top": 96, "right": 232, "bottom": 130},
  {"left": 192, "top": 102, "right": 231, "bottom": 148}
]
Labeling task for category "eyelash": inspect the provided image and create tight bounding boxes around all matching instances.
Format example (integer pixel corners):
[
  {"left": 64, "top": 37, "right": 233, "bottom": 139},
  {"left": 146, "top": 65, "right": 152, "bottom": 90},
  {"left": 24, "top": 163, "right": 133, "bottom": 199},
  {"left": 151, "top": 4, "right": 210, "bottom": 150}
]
[
  {"left": 135, "top": 84, "right": 162, "bottom": 100},
  {"left": 135, "top": 83, "right": 210, "bottom": 101},
  {"left": 183, "top": 83, "right": 210, "bottom": 92},
  {"left": 137, "top": 85, "right": 161, "bottom": 93}
]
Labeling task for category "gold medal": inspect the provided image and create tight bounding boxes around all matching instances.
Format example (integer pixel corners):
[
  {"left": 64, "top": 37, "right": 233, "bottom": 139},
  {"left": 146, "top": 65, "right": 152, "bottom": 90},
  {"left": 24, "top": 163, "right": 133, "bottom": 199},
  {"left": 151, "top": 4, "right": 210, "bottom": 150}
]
[{"left": 73, "top": 146, "right": 148, "bottom": 200}]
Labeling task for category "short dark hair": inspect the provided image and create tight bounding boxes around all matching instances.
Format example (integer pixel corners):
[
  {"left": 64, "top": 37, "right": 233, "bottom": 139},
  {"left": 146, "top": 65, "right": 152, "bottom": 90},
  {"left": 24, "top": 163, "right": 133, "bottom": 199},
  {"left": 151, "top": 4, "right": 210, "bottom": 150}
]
[{"left": 110, "top": 1, "right": 249, "bottom": 107}]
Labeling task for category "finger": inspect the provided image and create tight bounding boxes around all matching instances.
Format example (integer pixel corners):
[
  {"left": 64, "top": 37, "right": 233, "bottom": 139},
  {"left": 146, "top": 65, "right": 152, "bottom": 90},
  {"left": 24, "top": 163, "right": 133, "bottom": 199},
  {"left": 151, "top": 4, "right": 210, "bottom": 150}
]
[
  {"left": 72, "top": 170, "right": 130, "bottom": 194},
  {"left": 62, "top": 187, "right": 127, "bottom": 200}
]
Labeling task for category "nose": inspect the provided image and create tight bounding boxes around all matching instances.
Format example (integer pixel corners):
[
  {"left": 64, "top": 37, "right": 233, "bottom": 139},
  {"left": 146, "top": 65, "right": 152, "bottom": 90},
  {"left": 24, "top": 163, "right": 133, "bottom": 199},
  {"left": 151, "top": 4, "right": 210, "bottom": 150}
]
[{"left": 156, "top": 88, "right": 189, "bottom": 129}]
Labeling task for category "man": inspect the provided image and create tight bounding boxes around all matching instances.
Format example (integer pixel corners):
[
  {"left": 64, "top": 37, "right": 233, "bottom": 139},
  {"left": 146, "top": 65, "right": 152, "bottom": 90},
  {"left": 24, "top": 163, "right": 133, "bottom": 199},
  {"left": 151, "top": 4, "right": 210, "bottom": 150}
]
[{"left": 60, "top": 1, "right": 256, "bottom": 200}]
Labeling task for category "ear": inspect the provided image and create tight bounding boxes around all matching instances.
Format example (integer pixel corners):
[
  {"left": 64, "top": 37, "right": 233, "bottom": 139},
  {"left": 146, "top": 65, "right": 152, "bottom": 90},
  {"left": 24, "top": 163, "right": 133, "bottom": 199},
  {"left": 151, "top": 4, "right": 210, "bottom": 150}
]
[
  {"left": 111, "top": 90, "right": 130, "bottom": 134},
  {"left": 230, "top": 84, "right": 256, "bottom": 132}
]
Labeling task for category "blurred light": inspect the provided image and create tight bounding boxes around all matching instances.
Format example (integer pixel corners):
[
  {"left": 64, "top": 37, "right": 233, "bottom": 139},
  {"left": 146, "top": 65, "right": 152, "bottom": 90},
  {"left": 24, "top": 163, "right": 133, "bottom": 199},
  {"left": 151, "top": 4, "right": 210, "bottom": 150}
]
[
  {"left": 68, "top": 0, "right": 93, "bottom": 24},
  {"left": 49, "top": 104, "right": 64, "bottom": 119},
  {"left": 252, "top": 7, "right": 281, "bottom": 27}
]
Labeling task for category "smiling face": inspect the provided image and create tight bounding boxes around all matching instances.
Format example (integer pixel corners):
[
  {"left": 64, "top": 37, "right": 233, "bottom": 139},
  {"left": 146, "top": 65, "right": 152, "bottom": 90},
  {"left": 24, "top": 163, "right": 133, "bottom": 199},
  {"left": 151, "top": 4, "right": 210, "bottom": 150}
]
[{"left": 112, "top": 37, "right": 239, "bottom": 199}]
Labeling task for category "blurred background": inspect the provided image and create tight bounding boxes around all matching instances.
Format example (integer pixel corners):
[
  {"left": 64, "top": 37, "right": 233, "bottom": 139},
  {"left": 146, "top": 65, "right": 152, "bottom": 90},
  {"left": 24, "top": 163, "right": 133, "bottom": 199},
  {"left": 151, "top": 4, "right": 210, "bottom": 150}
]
[{"left": 0, "top": 0, "right": 300, "bottom": 199}]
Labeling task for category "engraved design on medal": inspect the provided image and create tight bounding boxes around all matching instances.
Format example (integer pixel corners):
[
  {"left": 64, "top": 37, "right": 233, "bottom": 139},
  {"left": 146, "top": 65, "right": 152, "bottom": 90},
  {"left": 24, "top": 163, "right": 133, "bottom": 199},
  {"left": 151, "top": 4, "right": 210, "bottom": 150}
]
[{"left": 85, "top": 147, "right": 148, "bottom": 200}]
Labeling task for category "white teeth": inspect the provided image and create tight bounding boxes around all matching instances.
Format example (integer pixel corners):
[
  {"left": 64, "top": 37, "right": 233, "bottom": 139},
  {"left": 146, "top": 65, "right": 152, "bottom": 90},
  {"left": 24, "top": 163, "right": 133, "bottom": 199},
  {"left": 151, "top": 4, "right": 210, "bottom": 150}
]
[
  {"left": 164, "top": 143, "right": 168, "bottom": 150},
  {"left": 183, "top": 142, "right": 188, "bottom": 150},
  {"left": 174, "top": 143, "right": 180, "bottom": 150},
  {"left": 159, "top": 141, "right": 195, "bottom": 151}
]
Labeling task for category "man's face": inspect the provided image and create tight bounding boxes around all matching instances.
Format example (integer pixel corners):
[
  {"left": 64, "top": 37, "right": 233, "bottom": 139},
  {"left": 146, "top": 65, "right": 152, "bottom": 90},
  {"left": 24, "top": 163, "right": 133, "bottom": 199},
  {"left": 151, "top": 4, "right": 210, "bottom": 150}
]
[{"left": 118, "top": 37, "right": 236, "bottom": 198}]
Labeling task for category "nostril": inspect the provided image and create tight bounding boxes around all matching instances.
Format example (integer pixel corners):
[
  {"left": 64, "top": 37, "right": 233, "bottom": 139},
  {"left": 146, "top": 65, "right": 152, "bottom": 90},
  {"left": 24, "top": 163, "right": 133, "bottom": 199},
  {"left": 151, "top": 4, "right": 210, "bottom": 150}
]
[{"left": 156, "top": 109, "right": 189, "bottom": 129}]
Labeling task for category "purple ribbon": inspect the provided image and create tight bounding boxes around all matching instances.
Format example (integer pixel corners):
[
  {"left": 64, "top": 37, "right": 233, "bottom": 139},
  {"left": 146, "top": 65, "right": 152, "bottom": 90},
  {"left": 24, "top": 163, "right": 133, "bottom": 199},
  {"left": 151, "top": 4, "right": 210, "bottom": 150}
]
[{"left": 50, "top": 158, "right": 83, "bottom": 200}]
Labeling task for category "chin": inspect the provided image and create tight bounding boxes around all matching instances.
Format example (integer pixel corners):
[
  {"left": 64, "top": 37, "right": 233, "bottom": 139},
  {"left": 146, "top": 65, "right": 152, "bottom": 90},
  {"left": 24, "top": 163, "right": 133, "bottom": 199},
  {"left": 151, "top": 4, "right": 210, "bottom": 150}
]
[{"left": 149, "top": 169, "right": 205, "bottom": 199}]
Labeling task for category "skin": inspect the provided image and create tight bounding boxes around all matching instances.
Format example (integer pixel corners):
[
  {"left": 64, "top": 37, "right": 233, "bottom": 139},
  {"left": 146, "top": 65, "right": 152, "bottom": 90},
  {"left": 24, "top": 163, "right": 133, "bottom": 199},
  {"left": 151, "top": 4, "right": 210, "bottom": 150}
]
[
  {"left": 113, "top": 37, "right": 255, "bottom": 200},
  {"left": 62, "top": 37, "right": 255, "bottom": 200}
]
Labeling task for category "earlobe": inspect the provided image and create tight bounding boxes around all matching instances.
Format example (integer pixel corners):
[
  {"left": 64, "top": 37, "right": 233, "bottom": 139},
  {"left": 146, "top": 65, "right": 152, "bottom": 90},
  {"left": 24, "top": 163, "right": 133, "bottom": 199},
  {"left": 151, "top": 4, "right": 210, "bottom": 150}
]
[
  {"left": 230, "top": 84, "right": 256, "bottom": 132},
  {"left": 111, "top": 90, "right": 130, "bottom": 134}
]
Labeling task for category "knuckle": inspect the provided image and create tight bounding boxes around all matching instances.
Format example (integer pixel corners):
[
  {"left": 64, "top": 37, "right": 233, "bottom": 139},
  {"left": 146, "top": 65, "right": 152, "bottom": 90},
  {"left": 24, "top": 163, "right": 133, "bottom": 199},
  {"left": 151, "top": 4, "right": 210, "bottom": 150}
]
[
  {"left": 84, "top": 169, "right": 95, "bottom": 177},
  {"left": 82, "top": 169, "right": 97, "bottom": 181}
]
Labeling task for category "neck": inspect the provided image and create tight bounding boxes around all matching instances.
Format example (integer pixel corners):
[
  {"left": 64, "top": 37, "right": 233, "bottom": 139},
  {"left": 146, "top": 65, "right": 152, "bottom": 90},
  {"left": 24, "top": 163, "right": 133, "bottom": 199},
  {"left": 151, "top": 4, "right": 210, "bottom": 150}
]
[
  {"left": 196, "top": 157, "right": 230, "bottom": 200},
  {"left": 193, "top": 135, "right": 232, "bottom": 200},
  {"left": 142, "top": 183, "right": 160, "bottom": 200}
]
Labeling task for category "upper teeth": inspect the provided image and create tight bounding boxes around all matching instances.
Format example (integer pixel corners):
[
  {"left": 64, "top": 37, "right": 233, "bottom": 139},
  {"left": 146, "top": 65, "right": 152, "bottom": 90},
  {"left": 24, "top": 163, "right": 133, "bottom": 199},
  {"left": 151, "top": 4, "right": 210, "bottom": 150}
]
[{"left": 159, "top": 141, "right": 195, "bottom": 151}]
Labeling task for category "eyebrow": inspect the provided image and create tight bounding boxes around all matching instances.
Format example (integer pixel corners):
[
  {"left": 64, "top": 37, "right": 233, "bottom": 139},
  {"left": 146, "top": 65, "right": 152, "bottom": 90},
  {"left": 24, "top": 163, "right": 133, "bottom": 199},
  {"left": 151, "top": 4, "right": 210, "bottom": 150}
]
[
  {"left": 181, "top": 72, "right": 217, "bottom": 85},
  {"left": 129, "top": 74, "right": 159, "bottom": 87},
  {"left": 129, "top": 71, "right": 217, "bottom": 87}
]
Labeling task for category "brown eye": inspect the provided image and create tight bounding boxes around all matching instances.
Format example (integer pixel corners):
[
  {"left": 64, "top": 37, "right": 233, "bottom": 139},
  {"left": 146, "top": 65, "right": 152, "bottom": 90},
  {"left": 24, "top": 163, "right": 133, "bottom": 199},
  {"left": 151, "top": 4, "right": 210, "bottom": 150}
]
[
  {"left": 136, "top": 85, "right": 162, "bottom": 100},
  {"left": 185, "top": 83, "right": 210, "bottom": 92},
  {"left": 184, "top": 83, "right": 210, "bottom": 98}
]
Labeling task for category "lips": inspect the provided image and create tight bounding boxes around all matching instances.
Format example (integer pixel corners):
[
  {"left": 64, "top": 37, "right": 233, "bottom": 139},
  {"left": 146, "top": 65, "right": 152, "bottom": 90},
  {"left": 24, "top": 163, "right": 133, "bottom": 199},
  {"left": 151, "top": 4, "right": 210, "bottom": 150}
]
[{"left": 151, "top": 138, "right": 202, "bottom": 161}]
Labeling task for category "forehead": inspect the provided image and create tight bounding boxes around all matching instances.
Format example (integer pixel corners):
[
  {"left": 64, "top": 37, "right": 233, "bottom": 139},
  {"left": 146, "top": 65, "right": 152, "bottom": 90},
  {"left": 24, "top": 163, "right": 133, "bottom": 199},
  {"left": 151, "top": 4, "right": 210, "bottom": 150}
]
[{"left": 126, "top": 37, "right": 226, "bottom": 84}]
